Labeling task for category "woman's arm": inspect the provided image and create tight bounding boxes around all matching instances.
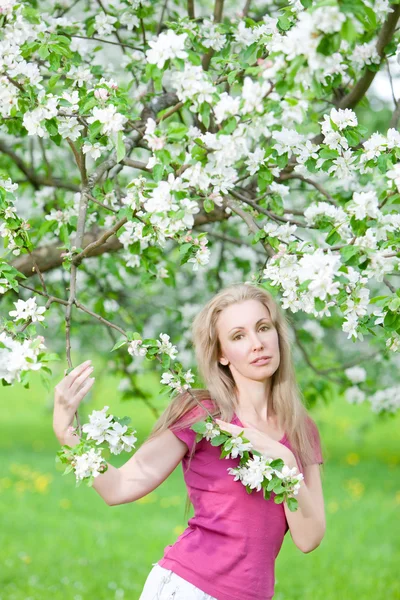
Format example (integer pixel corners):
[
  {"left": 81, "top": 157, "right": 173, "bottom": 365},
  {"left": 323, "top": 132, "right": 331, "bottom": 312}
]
[
  {"left": 283, "top": 452, "right": 326, "bottom": 553},
  {"left": 53, "top": 359, "right": 188, "bottom": 506},
  {"left": 57, "top": 428, "right": 188, "bottom": 506}
]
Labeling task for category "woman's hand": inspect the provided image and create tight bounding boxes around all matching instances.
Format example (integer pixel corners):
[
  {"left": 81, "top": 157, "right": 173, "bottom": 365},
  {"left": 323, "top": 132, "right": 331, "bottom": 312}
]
[
  {"left": 215, "top": 419, "right": 290, "bottom": 462},
  {"left": 53, "top": 359, "right": 95, "bottom": 444}
]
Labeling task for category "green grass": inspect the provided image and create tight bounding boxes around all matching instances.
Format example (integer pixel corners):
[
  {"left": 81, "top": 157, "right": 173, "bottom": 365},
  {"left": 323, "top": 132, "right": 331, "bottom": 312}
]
[{"left": 1, "top": 360, "right": 399, "bottom": 600}]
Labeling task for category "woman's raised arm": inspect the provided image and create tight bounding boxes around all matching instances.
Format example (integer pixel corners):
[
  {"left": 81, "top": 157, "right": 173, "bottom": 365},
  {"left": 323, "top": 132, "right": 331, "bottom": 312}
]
[{"left": 53, "top": 359, "right": 188, "bottom": 506}]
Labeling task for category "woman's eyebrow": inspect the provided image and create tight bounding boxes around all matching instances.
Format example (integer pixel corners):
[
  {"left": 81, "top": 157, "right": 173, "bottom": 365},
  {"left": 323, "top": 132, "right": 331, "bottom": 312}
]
[{"left": 229, "top": 318, "right": 270, "bottom": 333}]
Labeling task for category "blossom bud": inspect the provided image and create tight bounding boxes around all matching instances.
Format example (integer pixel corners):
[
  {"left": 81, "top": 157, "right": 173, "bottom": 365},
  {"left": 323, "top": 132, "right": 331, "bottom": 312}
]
[{"left": 94, "top": 88, "right": 110, "bottom": 101}]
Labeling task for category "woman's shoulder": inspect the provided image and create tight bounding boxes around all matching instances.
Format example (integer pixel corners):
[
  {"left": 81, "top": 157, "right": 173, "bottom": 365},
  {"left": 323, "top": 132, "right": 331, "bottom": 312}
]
[{"left": 171, "top": 393, "right": 217, "bottom": 429}]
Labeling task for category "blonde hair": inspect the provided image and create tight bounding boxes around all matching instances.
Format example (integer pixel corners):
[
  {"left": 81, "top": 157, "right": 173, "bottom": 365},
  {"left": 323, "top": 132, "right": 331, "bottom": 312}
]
[{"left": 144, "top": 282, "right": 324, "bottom": 519}]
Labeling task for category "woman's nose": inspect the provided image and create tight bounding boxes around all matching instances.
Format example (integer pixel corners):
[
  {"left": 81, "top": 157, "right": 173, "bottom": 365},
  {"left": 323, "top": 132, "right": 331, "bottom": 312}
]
[{"left": 251, "top": 335, "right": 264, "bottom": 350}]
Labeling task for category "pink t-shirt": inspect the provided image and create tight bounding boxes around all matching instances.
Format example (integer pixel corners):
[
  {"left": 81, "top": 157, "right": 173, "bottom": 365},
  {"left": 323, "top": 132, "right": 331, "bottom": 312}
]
[{"left": 158, "top": 399, "right": 323, "bottom": 600}]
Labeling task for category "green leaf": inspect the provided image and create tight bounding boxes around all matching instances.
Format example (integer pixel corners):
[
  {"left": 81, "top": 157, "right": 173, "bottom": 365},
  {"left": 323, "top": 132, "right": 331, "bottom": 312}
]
[
  {"left": 343, "top": 128, "right": 360, "bottom": 147},
  {"left": 242, "top": 42, "right": 259, "bottom": 65},
  {"left": 152, "top": 163, "right": 164, "bottom": 182},
  {"left": 316, "top": 33, "right": 341, "bottom": 56},
  {"left": 340, "top": 19, "right": 358, "bottom": 43},
  {"left": 274, "top": 494, "right": 285, "bottom": 504},
  {"left": 369, "top": 295, "right": 388, "bottom": 305},
  {"left": 319, "top": 148, "right": 339, "bottom": 159},
  {"left": 203, "top": 198, "right": 215, "bottom": 213},
  {"left": 110, "top": 337, "right": 127, "bottom": 352},
  {"left": 210, "top": 434, "right": 229, "bottom": 446},
  {"left": 258, "top": 167, "right": 273, "bottom": 184},
  {"left": 220, "top": 116, "right": 237, "bottom": 135},
  {"left": 116, "top": 131, "right": 126, "bottom": 163},
  {"left": 277, "top": 15, "right": 292, "bottom": 31},
  {"left": 167, "top": 122, "right": 188, "bottom": 141},
  {"left": 340, "top": 245, "right": 360, "bottom": 265},
  {"left": 191, "top": 421, "right": 207, "bottom": 434},
  {"left": 287, "top": 496, "right": 298, "bottom": 512},
  {"left": 199, "top": 102, "right": 211, "bottom": 129},
  {"left": 325, "top": 227, "right": 341, "bottom": 246}
]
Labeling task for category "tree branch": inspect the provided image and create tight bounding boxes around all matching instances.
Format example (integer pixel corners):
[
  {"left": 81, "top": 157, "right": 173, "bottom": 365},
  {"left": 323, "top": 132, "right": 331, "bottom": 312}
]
[
  {"left": 337, "top": 5, "right": 400, "bottom": 110},
  {"left": 10, "top": 206, "right": 230, "bottom": 277}
]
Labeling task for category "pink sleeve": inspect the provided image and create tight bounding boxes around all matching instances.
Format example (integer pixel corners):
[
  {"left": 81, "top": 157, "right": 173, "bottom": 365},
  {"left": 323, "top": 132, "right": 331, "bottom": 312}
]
[
  {"left": 304, "top": 417, "right": 323, "bottom": 465},
  {"left": 169, "top": 399, "right": 215, "bottom": 455}
]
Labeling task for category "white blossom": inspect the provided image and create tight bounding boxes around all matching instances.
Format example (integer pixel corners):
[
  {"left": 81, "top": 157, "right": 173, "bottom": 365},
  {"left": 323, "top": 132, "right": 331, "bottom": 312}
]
[
  {"left": 146, "top": 30, "right": 188, "bottom": 69},
  {"left": 345, "top": 366, "right": 367, "bottom": 384}
]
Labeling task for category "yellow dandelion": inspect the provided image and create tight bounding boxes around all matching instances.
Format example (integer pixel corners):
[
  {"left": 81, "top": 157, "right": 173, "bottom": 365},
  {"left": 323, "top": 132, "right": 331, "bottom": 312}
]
[
  {"left": 344, "top": 478, "right": 365, "bottom": 499},
  {"left": 0, "top": 477, "right": 12, "bottom": 490},
  {"left": 34, "top": 474, "right": 52, "bottom": 494},
  {"left": 20, "top": 554, "right": 31, "bottom": 564},
  {"left": 15, "top": 481, "right": 30, "bottom": 494},
  {"left": 327, "top": 500, "right": 339, "bottom": 513},
  {"left": 32, "top": 440, "right": 45, "bottom": 451},
  {"left": 160, "top": 496, "right": 182, "bottom": 508},
  {"left": 345, "top": 453, "right": 360, "bottom": 466},
  {"left": 386, "top": 455, "right": 400, "bottom": 468},
  {"left": 173, "top": 525, "right": 186, "bottom": 536},
  {"left": 136, "top": 493, "right": 158, "bottom": 504}
]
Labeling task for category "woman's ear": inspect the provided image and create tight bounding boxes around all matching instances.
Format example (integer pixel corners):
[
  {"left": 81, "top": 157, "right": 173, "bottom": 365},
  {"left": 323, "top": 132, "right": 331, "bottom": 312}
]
[{"left": 219, "top": 357, "right": 229, "bottom": 366}]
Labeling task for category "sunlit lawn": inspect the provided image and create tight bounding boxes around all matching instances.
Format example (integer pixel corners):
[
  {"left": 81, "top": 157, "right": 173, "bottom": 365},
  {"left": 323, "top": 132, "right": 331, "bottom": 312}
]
[{"left": 1, "top": 358, "right": 399, "bottom": 600}]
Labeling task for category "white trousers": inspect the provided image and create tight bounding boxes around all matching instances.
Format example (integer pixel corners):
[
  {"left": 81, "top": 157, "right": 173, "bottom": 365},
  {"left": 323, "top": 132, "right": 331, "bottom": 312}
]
[{"left": 139, "top": 563, "right": 218, "bottom": 600}]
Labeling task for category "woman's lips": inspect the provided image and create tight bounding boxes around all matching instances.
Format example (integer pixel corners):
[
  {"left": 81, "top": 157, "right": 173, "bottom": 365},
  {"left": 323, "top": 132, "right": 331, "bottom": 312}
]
[{"left": 251, "top": 357, "right": 272, "bottom": 365}]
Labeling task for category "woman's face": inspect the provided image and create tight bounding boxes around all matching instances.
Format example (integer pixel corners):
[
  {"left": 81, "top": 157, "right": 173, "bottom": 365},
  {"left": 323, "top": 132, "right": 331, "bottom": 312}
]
[{"left": 216, "top": 299, "right": 280, "bottom": 382}]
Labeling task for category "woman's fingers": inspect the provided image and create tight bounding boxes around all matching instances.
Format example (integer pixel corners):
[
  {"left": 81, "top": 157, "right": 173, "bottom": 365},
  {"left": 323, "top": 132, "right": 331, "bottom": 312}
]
[
  {"left": 215, "top": 419, "right": 244, "bottom": 436},
  {"left": 69, "top": 364, "right": 94, "bottom": 395},
  {"left": 73, "top": 376, "right": 95, "bottom": 405},
  {"left": 65, "top": 360, "right": 92, "bottom": 388}
]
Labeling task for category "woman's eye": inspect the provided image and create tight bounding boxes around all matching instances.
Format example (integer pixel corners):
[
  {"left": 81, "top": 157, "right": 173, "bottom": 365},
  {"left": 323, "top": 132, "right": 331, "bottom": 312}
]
[{"left": 233, "top": 326, "right": 269, "bottom": 341}]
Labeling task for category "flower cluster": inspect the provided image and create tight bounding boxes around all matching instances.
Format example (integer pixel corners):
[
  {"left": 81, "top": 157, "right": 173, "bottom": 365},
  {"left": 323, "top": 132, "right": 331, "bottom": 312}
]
[
  {"left": 8, "top": 297, "right": 46, "bottom": 323},
  {"left": 191, "top": 417, "right": 304, "bottom": 511},
  {"left": 82, "top": 406, "right": 137, "bottom": 455},
  {"left": 125, "top": 331, "right": 195, "bottom": 394},
  {"left": 0, "top": 331, "right": 46, "bottom": 384},
  {"left": 56, "top": 407, "right": 137, "bottom": 485}
]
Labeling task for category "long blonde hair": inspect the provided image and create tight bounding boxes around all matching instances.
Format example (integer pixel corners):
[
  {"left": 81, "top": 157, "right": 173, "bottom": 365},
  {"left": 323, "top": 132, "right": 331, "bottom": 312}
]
[{"left": 144, "top": 282, "right": 324, "bottom": 518}]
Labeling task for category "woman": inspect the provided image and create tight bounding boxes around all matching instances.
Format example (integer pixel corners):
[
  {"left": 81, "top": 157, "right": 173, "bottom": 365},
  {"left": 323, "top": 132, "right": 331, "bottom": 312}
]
[{"left": 53, "top": 283, "right": 325, "bottom": 600}]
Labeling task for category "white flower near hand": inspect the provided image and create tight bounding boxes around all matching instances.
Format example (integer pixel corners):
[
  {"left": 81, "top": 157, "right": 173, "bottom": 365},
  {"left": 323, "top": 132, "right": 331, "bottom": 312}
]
[
  {"left": 274, "top": 464, "right": 300, "bottom": 479},
  {"left": 73, "top": 448, "right": 106, "bottom": 481},
  {"left": 106, "top": 421, "right": 137, "bottom": 455},
  {"left": 82, "top": 406, "right": 114, "bottom": 444},
  {"left": 146, "top": 30, "right": 188, "bottom": 69},
  {"left": 239, "top": 455, "right": 274, "bottom": 492},
  {"left": 204, "top": 422, "right": 221, "bottom": 441},
  {"left": 225, "top": 436, "right": 253, "bottom": 459}
]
